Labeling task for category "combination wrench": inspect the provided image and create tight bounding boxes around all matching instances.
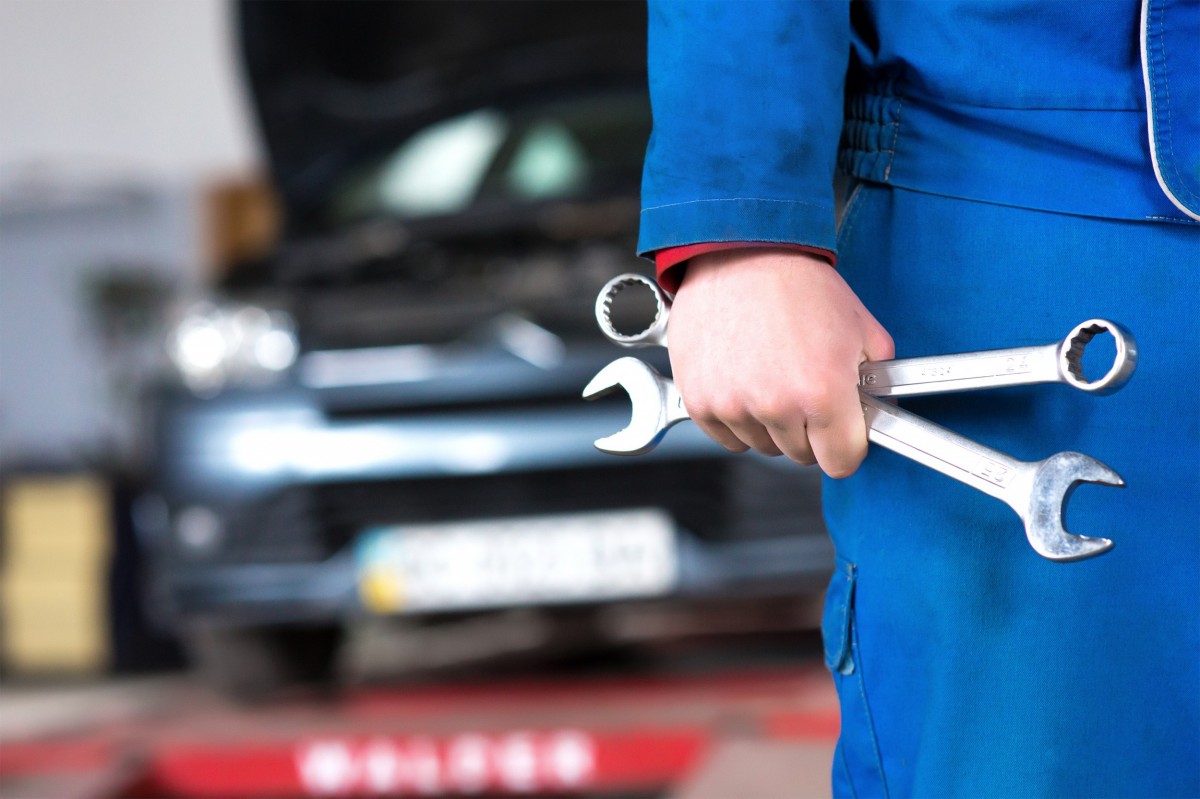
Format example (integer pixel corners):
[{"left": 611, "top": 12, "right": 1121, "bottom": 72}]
[
  {"left": 583, "top": 358, "right": 1121, "bottom": 561},
  {"left": 595, "top": 273, "right": 1138, "bottom": 398},
  {"left": 587, "top": 274, "right": 1137, "bottom": 562}
]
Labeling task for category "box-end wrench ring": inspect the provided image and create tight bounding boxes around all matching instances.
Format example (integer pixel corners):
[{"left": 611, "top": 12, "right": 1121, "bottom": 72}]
[
  {"left": 583, "top": 358, "right": 1120, "bottom": 562},
  {"left": 595, "top": 273, "right": 1137, "bottom": 397},
  {"left": 596, "top": 273, "right": 670, "bottom": 348}
]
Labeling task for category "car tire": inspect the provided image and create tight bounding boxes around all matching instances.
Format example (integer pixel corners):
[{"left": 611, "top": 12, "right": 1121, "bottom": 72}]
[{"left": 184, "top": 623, "right": 342, "bottom": 703}]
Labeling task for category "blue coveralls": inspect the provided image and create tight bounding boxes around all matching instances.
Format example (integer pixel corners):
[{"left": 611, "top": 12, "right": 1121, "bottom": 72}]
[{"left": 638, "top": 2, "right": 1200, "bottom": 796}]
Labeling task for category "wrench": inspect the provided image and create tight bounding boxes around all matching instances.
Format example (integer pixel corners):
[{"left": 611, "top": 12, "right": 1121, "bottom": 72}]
[
  {"left": 596, "top": 273, "right": 1138, "bottom": 397},
  {"left": 582, "top": 358, "right": 1121, "bottom": 562}
]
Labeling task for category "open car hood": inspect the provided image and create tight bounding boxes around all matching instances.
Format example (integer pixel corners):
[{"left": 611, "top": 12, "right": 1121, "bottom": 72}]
[{"left": 237, "top": 0, "right": 647, "bottom": 237}]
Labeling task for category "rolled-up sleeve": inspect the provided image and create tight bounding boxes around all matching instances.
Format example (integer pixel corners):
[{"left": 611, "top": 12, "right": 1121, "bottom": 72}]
[{"left": 638, "top": 0, "right": 850, "bottom": 258}]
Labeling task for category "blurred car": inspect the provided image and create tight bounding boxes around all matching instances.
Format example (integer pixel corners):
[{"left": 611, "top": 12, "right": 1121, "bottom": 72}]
[{"left": 137, "top": 0, "right": 832, "bottom": 699}]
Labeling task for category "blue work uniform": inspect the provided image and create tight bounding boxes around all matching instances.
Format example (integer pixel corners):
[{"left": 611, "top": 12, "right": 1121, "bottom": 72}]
[{"left": 639, "top": 1, "right": 1200, "bottom": 796}]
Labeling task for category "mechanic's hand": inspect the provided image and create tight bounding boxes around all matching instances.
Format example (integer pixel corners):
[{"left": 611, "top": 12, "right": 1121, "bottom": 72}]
[{"left": 668, "top": 249, "right": 894, "bottom": 478}]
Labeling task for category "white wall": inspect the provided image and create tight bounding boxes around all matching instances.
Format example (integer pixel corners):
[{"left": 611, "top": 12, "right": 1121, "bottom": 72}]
[
  {"left": 0, "top": 0, "right": 259, "bottom": 467},
  {"left": 0, "top": 187, "right": 198, "bottom": 468},
  {"left": 0, "top": 0, "right": 260, "bottom": 185}
]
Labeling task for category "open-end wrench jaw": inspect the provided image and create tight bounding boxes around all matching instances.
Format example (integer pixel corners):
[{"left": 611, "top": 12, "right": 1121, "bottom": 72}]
[
  {"left": 1022, "top": 452, "right": 1123, "bottom": 562},
  {"left": 583, "top": 357, "right": 686, "bottom": 455}
]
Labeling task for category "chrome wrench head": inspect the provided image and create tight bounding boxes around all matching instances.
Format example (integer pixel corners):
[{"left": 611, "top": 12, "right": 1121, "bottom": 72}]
[
  {"left": 864, "top": 395, "right": 1123, "bottom": 562},
  {"left": 582, "top": 357, "right": 686, "bottom": 455},
  {"left": 1058, "top": 319, "right": 1137, "bottom": 395},
  {"left": 595, "top": 273, "right": 670, "bottom": 348},
  {"left": 1022, "top": 451, "right": 1123, "bottom": 561}
]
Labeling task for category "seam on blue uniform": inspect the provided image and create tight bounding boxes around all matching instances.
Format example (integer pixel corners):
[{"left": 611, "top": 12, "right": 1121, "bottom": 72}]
[
  {"left": 892, "top": 85, "right": 1144, "bottom": 113},
  {"left": 837, "top": 184, "right": 871, "bottom": 249},
  {"left": 883, "top": 98, "right": 904, "bottom": 183},
  {"left": 640, "top": 197, "right": 833, "bottom": 213},
  {"left": 839, "top": 743, "right": 859, "bottom": 799},
  {"left": 1155, "top": 0, "right": 1200, "bottom": 204},
  {"left": 852, "top": 621, "right": 892, "bottom": 798}
]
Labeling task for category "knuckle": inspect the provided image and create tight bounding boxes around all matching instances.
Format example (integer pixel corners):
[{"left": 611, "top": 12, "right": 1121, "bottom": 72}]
[
  {"left": 800, "top": 386, "right": 842, "bottom": 422},
  {"left": 749, "top": 391, "right": 793, "bottom": 426},
  {"left": 683, "top": 395, "right": 718, "bottom": 423},
  {"left": 712, "top": 398, "right": 751, "bottom": 425},
  {"left": 804, "top": 406, "right": 836, "bottom": 431}
]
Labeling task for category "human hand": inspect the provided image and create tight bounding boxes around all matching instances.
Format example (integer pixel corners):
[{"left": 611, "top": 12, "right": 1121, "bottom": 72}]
[{"left": 667, "top": 249, "right": 895, "bottom": 478}]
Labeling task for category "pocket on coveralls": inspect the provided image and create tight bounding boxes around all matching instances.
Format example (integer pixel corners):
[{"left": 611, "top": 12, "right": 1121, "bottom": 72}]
[
  {"left": 822, "top": 558, "right": 856, "bottom": 674},
  {"left": 822, "top": 558, "right": 889, "bottom": 798}
]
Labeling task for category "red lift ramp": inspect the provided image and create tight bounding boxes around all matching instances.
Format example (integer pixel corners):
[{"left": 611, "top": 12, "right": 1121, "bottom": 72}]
[{"left": 0, "top": 666, "right": 839, "bottom": 798}]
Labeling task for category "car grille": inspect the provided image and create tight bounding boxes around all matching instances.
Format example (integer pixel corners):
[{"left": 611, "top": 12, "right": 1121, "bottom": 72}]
[
  {"left": 308, "top": 458, "right": 824, "bottom": 554},
  {"left": 213, "top": 457, "right": 824, "bottom": 564}
]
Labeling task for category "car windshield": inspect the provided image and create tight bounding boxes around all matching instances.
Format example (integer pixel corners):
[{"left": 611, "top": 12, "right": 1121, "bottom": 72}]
[{"left": 327, "top": 90, "right": 650, "bottom": 225}]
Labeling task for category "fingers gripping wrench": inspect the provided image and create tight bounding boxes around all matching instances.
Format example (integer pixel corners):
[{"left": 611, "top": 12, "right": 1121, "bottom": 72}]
[{"left": 587, "top": 274, "right": 1137, "bottom": 562}]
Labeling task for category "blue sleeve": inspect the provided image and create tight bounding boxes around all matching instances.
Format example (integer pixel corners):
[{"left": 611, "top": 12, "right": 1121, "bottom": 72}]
[{"left": 637, "top": 0, "right": 850, "bottom": 257}]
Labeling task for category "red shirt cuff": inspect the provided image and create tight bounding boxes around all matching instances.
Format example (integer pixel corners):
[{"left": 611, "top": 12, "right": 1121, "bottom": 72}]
[{"left": 654, "top": 242, "right": 836, "bottom": 294}]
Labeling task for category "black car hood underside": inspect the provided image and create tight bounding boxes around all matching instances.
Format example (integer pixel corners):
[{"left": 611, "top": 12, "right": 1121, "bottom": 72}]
[{"left": 237, "top": 0, "right": 648, "bottom": 237}]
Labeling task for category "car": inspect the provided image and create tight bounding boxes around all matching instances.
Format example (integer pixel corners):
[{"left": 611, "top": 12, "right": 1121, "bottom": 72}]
[{"left": 136, "top": 0, "right": 832, "bottom": 700}]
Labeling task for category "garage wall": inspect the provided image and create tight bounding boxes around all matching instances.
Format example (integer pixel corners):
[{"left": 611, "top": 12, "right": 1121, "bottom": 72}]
[
  {"left": 0, "top": 0, "right": 261, "bottom": 468},
  {"left": 0, "top": 0, "right": 259, "bottom": 183}
]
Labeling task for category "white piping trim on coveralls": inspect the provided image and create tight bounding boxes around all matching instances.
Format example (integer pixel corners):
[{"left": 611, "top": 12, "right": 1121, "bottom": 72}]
[{"left": 1140, "top": 0, "right": 1200, "bottom": 221}]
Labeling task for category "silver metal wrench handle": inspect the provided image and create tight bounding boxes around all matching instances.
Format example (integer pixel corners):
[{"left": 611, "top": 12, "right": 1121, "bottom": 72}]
[
  {"left": 633, "top": 371, "right": 690, "bottom": 454},
  {"left": 858, "top": 320, "right": 1137, "bottom": 397},
  {"left": 861, "top": 393, "right": 1117, "bottom": 561},
  {"left": 862, "top": 393, "right": 1031, "bottom": 507}
]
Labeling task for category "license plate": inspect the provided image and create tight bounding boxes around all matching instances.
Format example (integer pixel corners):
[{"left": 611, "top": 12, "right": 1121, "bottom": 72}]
[{"left": 356, "top": 509, "right": 677, "bottom": 613}]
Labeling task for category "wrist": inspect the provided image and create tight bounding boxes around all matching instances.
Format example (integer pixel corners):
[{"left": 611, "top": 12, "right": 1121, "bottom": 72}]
[
  {"left": 656, "top": 242, "right": 835, "bottom": 294},
  {"left": 682, "top": 247, "right": 835, "bottom": 288}
]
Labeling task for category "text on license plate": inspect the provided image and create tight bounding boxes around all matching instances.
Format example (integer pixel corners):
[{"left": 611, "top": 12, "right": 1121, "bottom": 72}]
[{"left": 356, "top": 509, "right": 678, "bottom": 613}]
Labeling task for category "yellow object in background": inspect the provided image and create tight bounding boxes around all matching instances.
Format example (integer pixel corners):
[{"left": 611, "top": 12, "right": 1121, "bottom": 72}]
[{"left": 1, "top": 476, "right": 112, "bottom": 675}]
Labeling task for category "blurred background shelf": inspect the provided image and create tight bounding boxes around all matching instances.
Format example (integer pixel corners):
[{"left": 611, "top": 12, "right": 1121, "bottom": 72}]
[{"left": 1, "top": 476, "right": 113, "bottom": 677}]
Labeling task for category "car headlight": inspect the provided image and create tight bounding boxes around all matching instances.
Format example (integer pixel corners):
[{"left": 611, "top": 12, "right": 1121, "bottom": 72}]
[{"left": 167, "top": 300, "right": 298, "bottom": 393}]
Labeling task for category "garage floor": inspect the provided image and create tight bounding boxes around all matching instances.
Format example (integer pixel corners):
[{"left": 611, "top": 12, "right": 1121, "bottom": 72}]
[{"left": 0, "top": 662, "right": 838, "bottom": 799}]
